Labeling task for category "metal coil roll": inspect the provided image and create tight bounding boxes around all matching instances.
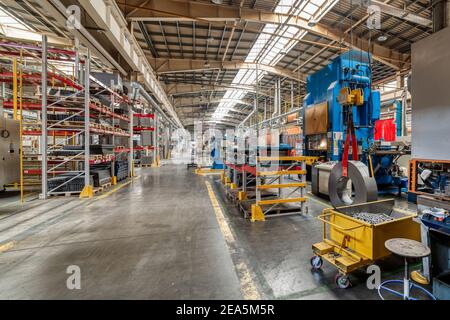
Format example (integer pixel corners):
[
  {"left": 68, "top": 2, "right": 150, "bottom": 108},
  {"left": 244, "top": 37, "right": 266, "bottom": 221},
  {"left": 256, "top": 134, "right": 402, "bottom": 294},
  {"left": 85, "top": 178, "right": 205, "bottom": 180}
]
[{"left": 328, "top": 160, "right": 378, "bottom": 207}]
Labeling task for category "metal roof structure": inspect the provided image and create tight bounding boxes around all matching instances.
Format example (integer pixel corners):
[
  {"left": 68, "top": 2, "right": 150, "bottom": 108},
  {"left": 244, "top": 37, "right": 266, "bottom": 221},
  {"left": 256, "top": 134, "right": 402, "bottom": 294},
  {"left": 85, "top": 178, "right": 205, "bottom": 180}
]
[{"left": 0, "top": 0, "right": 433, "bottom": 129}]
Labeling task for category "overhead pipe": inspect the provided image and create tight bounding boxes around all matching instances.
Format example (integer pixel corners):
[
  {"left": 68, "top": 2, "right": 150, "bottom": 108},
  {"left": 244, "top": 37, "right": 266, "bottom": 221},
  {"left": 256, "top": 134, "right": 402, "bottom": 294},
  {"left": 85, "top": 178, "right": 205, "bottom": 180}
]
[
  {"left": 238, "top": 65, "right": 260, "bottom": 128},
  {"left": 270, "top": 78, "right": 281, "bottom": 127},
  {"left": 250, "top": 107, "right": 302, "bottom": 129},
  {"left": 132, "top": 82, "right": 180, "bottom": 129},
  {"left": 238, "top": 96, "right": 257, "bottom": 127}
]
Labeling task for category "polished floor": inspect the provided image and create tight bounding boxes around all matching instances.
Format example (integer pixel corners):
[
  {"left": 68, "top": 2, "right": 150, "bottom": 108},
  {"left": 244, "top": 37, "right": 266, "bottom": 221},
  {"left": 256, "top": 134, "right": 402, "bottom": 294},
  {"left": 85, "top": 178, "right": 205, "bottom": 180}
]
[{"left": 0, "top": 164, "right": 422, "bottom": 299}]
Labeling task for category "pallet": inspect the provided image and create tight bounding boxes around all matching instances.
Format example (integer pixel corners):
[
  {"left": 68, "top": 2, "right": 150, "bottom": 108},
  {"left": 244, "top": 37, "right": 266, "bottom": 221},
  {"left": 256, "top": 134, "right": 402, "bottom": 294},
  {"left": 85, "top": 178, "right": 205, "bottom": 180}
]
[
  {"left": 49, "top": 182, "right": 113, "bottom": 197},
  {"left": 94, "top": 182, "right": 112, "bottom": 193},
  {"left": 49, "top": 191, "right": 81, "bottom": 197},
  {"left": 239, "top": 199, "right": 303, "bottom": 219}
]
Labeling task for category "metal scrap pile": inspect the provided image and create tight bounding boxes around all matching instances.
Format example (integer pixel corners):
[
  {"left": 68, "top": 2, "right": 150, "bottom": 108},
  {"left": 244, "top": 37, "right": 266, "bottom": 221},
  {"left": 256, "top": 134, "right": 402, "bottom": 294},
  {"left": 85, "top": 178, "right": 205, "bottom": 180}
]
[{"left": 351, "top": 212, "right": 394, "bottom": 225}]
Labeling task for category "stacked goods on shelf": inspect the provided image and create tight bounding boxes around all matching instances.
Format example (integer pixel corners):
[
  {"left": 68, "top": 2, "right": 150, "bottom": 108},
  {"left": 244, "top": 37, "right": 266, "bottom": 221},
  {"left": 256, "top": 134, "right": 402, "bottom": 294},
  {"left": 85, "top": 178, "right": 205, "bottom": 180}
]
[
  {"left": 48, "top": 174, "right": 94, "bottom": 194},
  {"left": 133, "top": 113, "right": 156, "bottom": 166},
  {"left": 136, "top": 114, "right": 154, "bottom": 146},
  {"left": 89, "top": 144, "right": 114, "bottom": 155},
  {"left": 141, "top": 156, "right": 153, "bottom": 166},
  {"left": 91, "top": 165, "right": 112, "bottom": 187},
  {"left": 140, "top": 132, "right": 152, "bottom": 147},
  {"left": 114, "top": 160, "right": 129, "bottom": 182}
]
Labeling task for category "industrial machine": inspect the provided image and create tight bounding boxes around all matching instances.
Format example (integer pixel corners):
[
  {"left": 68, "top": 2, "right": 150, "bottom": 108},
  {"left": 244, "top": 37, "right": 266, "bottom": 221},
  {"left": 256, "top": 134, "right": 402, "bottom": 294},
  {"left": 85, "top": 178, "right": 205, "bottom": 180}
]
[
  {"left": 210, "top": 136, "right": 224, "bottom": 170},
  {"left": 303, "top": 50, "right": 380, "bottom": 162},
  {"left": 409, "top": 159, "right": 450, "bottom": 199},
  {"left": 368, "top": 140, "right": 410, "bottom": 195},
  {"left": 303, "top": 50, "right": 408, "bottom": 200},
  {"left": 0, "top": 118, "right": 20, "bottom": 190}
]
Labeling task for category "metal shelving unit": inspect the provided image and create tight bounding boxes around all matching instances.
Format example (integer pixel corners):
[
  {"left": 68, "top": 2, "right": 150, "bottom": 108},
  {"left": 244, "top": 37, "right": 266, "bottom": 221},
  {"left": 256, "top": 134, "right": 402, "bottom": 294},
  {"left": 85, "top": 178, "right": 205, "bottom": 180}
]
[
  {"left": 0, "top": 37, "right": 133, "bottom": 200},
  {"left": 133, "top": 112, "right": 158, "bottom": 167},
  {"left": 251, "top": 156, "right": 308, "bottom": 221}
]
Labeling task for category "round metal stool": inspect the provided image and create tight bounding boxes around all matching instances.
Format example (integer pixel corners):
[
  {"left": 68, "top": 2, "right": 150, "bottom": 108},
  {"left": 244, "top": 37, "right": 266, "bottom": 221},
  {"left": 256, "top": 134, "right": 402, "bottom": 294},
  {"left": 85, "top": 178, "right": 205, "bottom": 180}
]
[{"left": 378, "top": 238, "right": 436, "bottom": 300}]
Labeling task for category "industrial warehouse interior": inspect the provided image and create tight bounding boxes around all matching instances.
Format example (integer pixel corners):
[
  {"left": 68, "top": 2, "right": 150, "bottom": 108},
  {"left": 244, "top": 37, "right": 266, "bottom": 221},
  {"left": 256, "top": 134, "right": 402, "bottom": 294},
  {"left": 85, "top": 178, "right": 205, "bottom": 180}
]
[{"left": 0, "top": 0, "right": 449, "bottom": 306}]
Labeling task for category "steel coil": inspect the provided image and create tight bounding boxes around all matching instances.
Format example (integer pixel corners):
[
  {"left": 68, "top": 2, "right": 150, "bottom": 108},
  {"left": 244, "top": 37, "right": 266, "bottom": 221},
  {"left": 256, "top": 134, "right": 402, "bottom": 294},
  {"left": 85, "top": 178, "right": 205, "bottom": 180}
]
[{"left": 328, "top": 160, "right": 378, "bottom": 207}]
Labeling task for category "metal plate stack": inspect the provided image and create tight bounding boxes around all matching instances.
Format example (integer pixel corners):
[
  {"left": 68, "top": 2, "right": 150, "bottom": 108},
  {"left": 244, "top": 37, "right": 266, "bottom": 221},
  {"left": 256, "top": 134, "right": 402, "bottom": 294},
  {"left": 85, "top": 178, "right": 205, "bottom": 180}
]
[
  {"left": 114, "top": 160, "right": 129, "bottom": 181},
  {"left": 47, "top": 114, "right": 84, "bottom": 121},
  {"left": 89, "top": 144, "right": 114, "bottom": 155},
  {"left": 140, "top": 132, "right": 152, "bottom": 146},
  {"left": 141, "top": 156, "right": 152, "bottom": 166},
  {"left": 48, "top": 174, "right": 94, "bottom": 193},
  {"left": 91, "top": 169, "right": 112, "bottom": 187}
]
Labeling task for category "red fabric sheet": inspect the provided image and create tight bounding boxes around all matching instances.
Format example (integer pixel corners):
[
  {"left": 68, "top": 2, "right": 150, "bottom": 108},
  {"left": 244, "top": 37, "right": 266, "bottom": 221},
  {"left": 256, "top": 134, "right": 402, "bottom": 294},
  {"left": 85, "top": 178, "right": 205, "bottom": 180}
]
[{"left": 374, "top": 118, "right": 396, "bottom": 142}]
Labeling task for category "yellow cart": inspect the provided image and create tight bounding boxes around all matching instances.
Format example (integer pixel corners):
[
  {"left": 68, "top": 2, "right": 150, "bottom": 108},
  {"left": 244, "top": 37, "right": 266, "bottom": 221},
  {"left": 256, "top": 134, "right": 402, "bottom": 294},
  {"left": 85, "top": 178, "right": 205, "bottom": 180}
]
[{"left": 311, "top": 199, "right": 420, "bottom": 288}]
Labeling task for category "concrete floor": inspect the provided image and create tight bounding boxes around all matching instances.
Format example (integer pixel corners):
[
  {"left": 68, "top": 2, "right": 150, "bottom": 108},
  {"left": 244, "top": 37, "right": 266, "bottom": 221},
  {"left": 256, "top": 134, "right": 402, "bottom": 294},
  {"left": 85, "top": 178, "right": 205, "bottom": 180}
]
[{"left": 0, "top": 164, "right": 424, "bottom": 299}]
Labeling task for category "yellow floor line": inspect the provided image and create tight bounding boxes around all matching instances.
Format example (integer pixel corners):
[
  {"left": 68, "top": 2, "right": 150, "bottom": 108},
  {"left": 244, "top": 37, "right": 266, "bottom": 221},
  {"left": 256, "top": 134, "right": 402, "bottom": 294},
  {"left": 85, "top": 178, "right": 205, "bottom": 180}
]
[
  {"left": 205, "top": 181, "right": 260, "bottom": 300},
  {"left": 0, "top": 241, "right": 16, "bottom": 253},
  {"left": 93, "top": 175, "right": 140, "bottom": 201}
]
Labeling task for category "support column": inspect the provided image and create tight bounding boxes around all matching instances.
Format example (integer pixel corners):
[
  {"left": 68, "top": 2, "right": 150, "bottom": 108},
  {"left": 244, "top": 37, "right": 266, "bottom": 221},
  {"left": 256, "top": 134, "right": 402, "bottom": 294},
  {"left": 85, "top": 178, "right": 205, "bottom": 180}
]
[
  {"left": 80, "top": 49, "right": 93, "bottom": 198},
  {"left": 129, "top": 106, "right": 134, "bottom": 177},
  {"left": 290, "top": 80, "right": 294, "bottom": 110},
  {"left": 40, "top": 35, "right": 48, "bottom": 199},
  {"left": 152, "top": 111, "right": 160, "bottom": 167},
  {"left": 432, "top": 0, "right": 448, "bottom": 32},
  {"left": 396, "top": 72, "right": 407, "bottom": 137},
  {"left": 84, "top": 50, "right": 90, "bottom": 187},
  {"left": 74, "top": 38, "right": 80, "bottom": 81}
]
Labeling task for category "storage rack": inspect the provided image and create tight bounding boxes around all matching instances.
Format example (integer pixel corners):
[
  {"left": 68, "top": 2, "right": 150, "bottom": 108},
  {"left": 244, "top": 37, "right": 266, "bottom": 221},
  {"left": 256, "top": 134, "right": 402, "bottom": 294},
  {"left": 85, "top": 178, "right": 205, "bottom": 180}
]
[
  {"left": 250, "top": 156, "right": 308, "bottom": 221},
  {"left": 0, "top": 40, "right": 84, "bottom": 199},
  {"left": 221, "top": 142, "right": 313, "bottom": 221},
  {"left": 133, "top": 113, "right": 157, "bottom": 167},
  {"left": 0, "top": 37, "right": 133, "bottom": 200}
]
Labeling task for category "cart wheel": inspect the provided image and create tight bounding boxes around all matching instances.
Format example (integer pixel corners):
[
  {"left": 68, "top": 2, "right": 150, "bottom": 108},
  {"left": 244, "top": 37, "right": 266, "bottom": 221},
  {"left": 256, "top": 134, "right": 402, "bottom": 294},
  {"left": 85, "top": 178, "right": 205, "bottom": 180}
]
[
  {"left": 310, "top": 255, "right": 323, "bottom": 270},
  {"left": 335, "top": 274, "right": 351, "bottom": 289}
]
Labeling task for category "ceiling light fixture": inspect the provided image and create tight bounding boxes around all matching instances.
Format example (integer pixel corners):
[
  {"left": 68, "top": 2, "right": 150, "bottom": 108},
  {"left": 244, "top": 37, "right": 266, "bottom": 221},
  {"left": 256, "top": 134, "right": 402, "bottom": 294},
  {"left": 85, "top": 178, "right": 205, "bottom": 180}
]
[
  {"left": 207, "top": 36, "right": 215, "bottom": 43},
  {"left": 377, "top": 34, "right": 388, "bottom": 42},
  {"left": 211, "top": 0, "right": 223, "bottom": 4},
  {"left": 308, "top": 20, "right": 317, "bottom": 27}
]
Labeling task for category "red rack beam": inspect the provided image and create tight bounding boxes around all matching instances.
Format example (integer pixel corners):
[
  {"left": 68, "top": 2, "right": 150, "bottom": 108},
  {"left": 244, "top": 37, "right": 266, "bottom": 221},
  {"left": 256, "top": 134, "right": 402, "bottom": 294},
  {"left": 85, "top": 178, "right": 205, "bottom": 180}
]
[
  {"left": 134, "top": 113, "right": 155, "bottom": 119},
  {"left": 133, "top": 127, "right": 155, "bottom": 132},
  {"left": 3, "top": 101, "right": 130, "bottom": 122},
  {"left": 133, "top": 146, "right": 155, "bottom": 151},
  {"left": 0, "top": 72, "right": 82, "bottom": 90}
]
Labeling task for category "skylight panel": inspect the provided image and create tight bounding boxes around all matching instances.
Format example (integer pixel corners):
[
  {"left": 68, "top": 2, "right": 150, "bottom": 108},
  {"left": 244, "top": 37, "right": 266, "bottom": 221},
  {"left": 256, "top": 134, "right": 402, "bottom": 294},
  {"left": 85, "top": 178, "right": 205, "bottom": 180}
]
[
  {"left": 304, "top": 3, "right": 319, "bottom": 15},
  {"left": 299, "top": 11, "right": 311, "bottom": 19},
  {"left": 275, "top": 0, "right": 295, "bottom": 14},
  {"left": 311, "top": 0, "right": 327, "bottom": 7},
  {"left": 212, "top": 0, "right": 339, "bottom": 122},
  {"left": 0, "top": 8, "right": 40, "bottom": 41}
]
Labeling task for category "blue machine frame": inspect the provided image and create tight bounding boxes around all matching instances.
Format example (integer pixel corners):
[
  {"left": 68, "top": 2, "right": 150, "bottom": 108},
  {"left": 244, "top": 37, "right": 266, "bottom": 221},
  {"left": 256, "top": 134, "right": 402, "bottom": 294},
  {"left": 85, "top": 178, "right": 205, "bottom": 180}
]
[
  {"left": 303, "top": 50, "right": 380, "bottom": 162},
  {"left": 304, "top": 50, "right": 410, "bottom": 194}
]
